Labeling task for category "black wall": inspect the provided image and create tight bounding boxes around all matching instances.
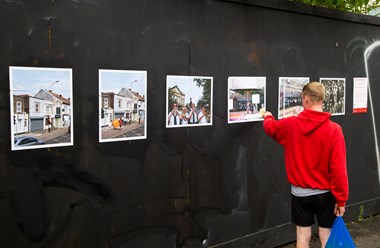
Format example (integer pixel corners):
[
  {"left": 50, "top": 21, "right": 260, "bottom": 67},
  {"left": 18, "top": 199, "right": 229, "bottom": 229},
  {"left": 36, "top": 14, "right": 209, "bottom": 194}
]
[{"left": 1, "top": 0, "right": 380, "bottom": 247}]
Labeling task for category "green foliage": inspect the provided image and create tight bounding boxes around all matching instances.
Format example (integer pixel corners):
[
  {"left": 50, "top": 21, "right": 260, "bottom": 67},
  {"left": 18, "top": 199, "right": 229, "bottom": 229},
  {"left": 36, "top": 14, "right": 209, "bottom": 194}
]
[
  {"left": 168, "top": 88, "right": 175, "bottom": 113},
  {"left": 194, "top": 78, "right": 212, "bottom": 109},
  {"left": 358, "top": 205, "right": 364, "bottom": 221},
  {"left": 291, "top": 0, "right": 380, "bottom": 15}
]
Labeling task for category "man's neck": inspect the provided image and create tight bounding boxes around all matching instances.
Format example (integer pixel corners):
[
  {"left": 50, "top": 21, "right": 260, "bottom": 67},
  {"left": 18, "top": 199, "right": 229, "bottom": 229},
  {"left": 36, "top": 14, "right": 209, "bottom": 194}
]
[{"left": 305, "top": 105, "right": 323, "bottom": 112}]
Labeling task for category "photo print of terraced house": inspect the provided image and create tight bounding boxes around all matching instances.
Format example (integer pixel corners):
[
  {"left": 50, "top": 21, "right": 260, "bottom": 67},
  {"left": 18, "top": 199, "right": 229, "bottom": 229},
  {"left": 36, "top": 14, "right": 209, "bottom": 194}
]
[
  {"left": 99, "top": 69, "right": 147, "bottom": 143},
  {"left": 9, "top": 66, "right": 73, "bottom": 151}
]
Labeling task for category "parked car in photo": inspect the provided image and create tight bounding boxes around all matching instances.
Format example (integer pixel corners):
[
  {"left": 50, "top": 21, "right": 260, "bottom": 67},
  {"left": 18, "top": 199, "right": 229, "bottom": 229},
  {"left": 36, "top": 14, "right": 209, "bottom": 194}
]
[{"left": 14, "top": 136, "right": 45, "bottom": 147}]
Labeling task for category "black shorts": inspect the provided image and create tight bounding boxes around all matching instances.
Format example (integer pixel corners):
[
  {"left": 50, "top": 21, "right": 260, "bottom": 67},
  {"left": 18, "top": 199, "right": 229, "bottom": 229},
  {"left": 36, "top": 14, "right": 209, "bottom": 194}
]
[{"left": 291, "top": 191, "right": 336, "bottom": 228}]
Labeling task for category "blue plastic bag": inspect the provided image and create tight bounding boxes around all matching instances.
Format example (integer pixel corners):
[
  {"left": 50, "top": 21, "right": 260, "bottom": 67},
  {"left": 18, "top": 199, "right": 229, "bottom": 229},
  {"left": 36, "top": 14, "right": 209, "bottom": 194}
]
[{"left": 325, "top": 216, "right": 355, "bottom": 248}]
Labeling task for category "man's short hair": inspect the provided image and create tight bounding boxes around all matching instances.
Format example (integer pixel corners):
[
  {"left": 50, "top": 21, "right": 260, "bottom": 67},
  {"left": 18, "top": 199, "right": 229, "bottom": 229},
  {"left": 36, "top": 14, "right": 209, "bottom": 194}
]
[{"left": 302, "top": 82, "right": 325, "bottom": 102}]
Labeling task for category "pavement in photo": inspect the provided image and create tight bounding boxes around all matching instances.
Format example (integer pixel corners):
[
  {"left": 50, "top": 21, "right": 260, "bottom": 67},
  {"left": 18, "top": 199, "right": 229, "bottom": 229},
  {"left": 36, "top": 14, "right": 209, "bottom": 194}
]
[{"left": 101, "top": 122, "right": 145, "bottom": 140}]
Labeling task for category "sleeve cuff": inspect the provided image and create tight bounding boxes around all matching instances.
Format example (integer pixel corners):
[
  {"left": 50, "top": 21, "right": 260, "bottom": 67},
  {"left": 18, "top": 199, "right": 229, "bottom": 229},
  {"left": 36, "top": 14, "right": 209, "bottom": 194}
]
[{"left": 336, "top": 201, "right": 346, "bottom": 207}]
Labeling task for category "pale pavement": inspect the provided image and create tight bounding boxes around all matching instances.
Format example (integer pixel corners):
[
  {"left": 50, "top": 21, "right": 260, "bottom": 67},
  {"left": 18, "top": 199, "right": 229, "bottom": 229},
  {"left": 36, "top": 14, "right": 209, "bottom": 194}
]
[
  {"left": 18, "top": 127, "right": 70, "bottom": 142},
  {"left": 101, "top": 122, "right": 144, "bottom": 140}
]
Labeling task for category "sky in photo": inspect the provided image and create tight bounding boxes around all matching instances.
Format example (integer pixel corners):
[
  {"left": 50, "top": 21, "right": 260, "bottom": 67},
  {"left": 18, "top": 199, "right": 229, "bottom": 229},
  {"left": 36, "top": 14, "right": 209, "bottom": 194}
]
[
  {"left": 228, "top": 77, "right": 265, "bottom": 90},
  {"left": 167, "top": 75, "right": 208, "bottom": 105},
  {"left": 10, "top": 67, "right": 72, "bottom": 98},
  {"left": 100, "top": 70, "right": 146, "bottom": 96}
]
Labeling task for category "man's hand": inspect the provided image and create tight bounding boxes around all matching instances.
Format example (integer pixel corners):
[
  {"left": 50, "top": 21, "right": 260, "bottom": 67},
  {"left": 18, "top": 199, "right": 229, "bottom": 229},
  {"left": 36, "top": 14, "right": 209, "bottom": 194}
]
[
  {"left": 263, "top": 111, "right": 272, "bottom": 118},
  {"left": 334, "top": 204, "right": 345, "bottom": 216}
]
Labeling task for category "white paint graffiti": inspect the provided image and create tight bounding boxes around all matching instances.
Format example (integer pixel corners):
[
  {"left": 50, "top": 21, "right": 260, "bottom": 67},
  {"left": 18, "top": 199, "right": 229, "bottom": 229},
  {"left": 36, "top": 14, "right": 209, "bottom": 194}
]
[{"left": 364, "top": 41, "right": 380, "bottom": 181}]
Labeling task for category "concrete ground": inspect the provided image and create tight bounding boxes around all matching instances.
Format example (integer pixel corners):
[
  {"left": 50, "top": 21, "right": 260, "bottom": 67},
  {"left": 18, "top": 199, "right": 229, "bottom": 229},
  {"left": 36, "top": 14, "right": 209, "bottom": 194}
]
[
  {"left": 24, "top": 127, "right": 70, "bottom": 142},
  {"left": 279, "top": 215, "right": 380, "bottom": 248},
  {"left": 100, "top": 122, "right": 144, "bottom": 140}
]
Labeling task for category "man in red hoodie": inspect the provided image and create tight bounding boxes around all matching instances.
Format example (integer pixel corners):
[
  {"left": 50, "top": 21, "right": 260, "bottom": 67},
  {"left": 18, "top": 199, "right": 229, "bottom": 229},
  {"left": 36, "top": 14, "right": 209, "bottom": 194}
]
[{"left": 263, "top": 82, "right": 348, "bottom": 248}]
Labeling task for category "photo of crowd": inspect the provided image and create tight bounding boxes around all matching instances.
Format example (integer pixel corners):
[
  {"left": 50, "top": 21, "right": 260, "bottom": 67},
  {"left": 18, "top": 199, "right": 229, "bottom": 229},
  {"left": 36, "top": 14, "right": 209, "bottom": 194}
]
[
  {"left": 166, "top": 75, "right": 213, "bottom": 128},
  {"left": 320, "top": 78, "right": 345, "bottom": 115}
]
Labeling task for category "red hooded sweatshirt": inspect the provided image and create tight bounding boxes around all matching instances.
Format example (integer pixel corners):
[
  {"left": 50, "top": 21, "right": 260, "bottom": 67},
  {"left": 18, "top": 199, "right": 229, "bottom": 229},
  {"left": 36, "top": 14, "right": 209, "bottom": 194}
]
[{"left": 263, "top": 110, "right": 348, "bottom": 207}]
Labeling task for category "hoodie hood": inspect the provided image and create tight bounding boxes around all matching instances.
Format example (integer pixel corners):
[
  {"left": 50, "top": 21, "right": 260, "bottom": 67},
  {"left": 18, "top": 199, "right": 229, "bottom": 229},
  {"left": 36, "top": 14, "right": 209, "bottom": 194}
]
[{"left": 295, "top": 110, "right": 331, "bottom": 135}]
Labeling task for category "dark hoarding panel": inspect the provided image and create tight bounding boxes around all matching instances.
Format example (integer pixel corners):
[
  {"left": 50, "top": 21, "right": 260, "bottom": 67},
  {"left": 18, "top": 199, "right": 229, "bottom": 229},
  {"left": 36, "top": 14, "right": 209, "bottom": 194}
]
[{"left": 0, "top": 0, "right": 379, "bottom": 247}]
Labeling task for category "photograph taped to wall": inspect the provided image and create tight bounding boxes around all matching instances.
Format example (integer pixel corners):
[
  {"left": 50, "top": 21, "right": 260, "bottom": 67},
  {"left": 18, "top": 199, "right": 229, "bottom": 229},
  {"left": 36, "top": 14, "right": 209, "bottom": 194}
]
[
  {"left": 9, "top": 66, "right": 73, "bottom": 151},
  {"left": 228, "top": 77, "right": 266, "bottom": 123},
  {"left": 320, "top": 78, "right": 345, "bottom": 116},
  {"left": 166, "top": 75, "right": 213, "bottom": 128},
  {"left": 278, "top": 77, "right": 309, "bottom": 119},
  {"left": 353, "top": 77, "right": 368, "bottom": 114},
  {"left": 99, "top": 69, "right": 147, "bottom": 143}
]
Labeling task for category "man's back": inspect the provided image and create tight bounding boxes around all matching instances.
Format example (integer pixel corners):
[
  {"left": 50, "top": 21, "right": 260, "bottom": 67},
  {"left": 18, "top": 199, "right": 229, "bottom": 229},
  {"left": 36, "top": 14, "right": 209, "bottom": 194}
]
[{"left": 263, "top": 109, "right": 348, "bottom": 206}]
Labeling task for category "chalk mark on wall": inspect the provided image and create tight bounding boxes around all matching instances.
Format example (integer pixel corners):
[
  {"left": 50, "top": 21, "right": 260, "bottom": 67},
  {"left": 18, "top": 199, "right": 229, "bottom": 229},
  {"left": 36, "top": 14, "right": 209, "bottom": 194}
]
[{"left": 364, "top": 41, "right": 380, "bottom": 182}]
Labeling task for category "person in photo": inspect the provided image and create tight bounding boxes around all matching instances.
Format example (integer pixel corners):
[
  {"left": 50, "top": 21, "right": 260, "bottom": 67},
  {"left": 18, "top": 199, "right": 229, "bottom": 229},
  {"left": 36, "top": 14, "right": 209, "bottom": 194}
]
[
  {"left": 262, "top": 82, "right": 349, "bottom": 248},
  {"left": 167, "top": 102, "right": 181, "bottom": 126},
  {"left": 246, "top": 101, "right": 252, "bottom": 114},
  {"left": 198, "top": 106, "right": 208, "bottom": 124},
  {"left": 46, "top": 115, "right": 52, "bottom": 133},
  {"left": 119, "top": 117, "right": 123, "bottom": 130},
  {"left": 188, "top": 103, "right": 198, "bottom": 124},
  {"left": 180, "top": 106, "right": 189, "bottom": 125}
]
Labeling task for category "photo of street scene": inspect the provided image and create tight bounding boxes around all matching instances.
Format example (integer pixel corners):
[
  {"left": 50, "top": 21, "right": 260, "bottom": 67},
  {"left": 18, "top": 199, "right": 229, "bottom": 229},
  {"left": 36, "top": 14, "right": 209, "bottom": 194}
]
[
  {"left": 99, "top": 69, "right": 146, "bottom": 143},
  {"left": 9, "top": 66, "right": 73, "bottom": 151},
  {"left": 166, "top": 75, "right": 213, "bottom": 128},
  {"left": 228, "top": 77, "right": 266, "bottom": 123},
  {"left": 278, "top": 77, "right": 309, "bottom": 119},
  {"left": 320, "top": 78, "right": 345, "bottom": 116}
]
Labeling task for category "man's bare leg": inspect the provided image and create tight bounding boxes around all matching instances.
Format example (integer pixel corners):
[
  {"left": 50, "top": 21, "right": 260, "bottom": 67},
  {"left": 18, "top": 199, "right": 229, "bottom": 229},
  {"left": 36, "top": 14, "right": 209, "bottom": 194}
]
[
  {"left": 296, "top": 226, "right": 312, "bottom": 248},
  {"left": 319, "top": 227, "right": 331, "bottom": 248}
]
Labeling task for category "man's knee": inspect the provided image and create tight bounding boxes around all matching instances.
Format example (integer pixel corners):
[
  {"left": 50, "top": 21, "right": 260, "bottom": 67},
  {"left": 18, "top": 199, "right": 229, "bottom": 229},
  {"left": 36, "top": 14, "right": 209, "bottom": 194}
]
[{"left": 296, "top": 226, "right": 312, "bottom": 248}]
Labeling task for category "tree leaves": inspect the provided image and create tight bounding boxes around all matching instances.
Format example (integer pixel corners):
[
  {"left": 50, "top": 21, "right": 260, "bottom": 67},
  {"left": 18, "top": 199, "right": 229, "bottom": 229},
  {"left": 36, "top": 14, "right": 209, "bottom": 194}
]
[{"left": 291, "top": 0, "right": 380, "bottom": 15}]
